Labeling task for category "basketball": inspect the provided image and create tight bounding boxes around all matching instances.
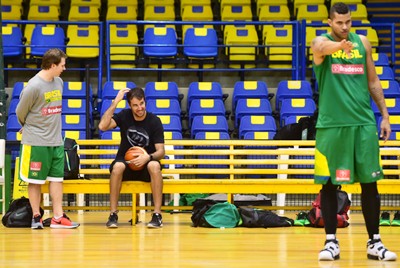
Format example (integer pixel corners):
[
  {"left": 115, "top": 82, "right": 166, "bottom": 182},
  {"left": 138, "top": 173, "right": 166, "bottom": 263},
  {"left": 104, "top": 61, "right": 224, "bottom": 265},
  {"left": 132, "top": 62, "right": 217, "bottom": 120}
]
[{"left": 124, "top": 146, "right": 148, "bottom": 171}]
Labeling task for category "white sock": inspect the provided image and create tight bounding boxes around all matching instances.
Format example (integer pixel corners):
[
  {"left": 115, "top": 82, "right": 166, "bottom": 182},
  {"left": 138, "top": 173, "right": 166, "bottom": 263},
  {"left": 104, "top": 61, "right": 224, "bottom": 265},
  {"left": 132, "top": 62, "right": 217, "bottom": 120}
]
[
  {"left": 373, "top": 234, "right": 381, "bottom": 241},
  {"left": 326, "top": 234, "right": 336, "bottom": 241}
]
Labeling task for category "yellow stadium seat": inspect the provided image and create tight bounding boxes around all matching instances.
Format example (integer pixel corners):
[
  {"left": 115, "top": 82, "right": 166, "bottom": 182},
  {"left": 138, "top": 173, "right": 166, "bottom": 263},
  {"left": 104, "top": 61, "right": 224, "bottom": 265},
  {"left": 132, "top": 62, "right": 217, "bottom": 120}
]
[
  {"left": 264, "top": 25, "right": 293, "bottom": 68},
  {"left": 108, "top": 0, "right": 137, "bottom": 7},
  {"left": 144, "top": 5, "right": 175, "bottom": 20},
  {"left": 296, "top": 4, "right": 328, "bottom": 21},
  {"left": 66, "top": 25, "right": 99, "bottom": 58},
  {"left": 109, "top": 24, "right": 138, "bottom": 68},
  {"left": 351, "top": 27, "right": 379, "bottom": 52},
  {"left": 305, "top": 26, "right": 330, "bottom": 63},
  {"left": 180, "top": 0, "right": 211, "bottom": 12},
  {"left": 348, "top": 3, "right": 368, "bottom": 20},
  {"left": 30, "top": 0, "right": 60, "bottom": 8},
  {"left": 181, "top": 5, "right": 213, "bottom": 21},
  {"left": 221, "top": 5, "right": 253, "bottom": 21},
  {"left": 68, "top": 5, "right": 100, "bottom": 21},
  {"left": 27, "top": 4, "right": 59, "bottom": 20},
  {"left": 293, "top": 0, "right": 324, "bottom": 16},
  {"left": 70, "top": 0, "right": 101, "bottom": 8},
  {"left": 330, "top": 0, "right": 362, "bottom": 6},
  {"left": 259, "top": 5, "right": 290, "bottom": 21},
  {"left": 220, "top": 0, "right": 251, "bottom": 13},
  {"left": 106, "top": 5, "right": 137, "bottom": 20},
  {"left": 224, "top": 25, "right": 258, "bottom": 68},
  {"left": 262, "top": 24, "right": 291, "bottom": 48},
  {"left": 256, "top": 0, "right": 287, "bottom": 14},
  {"left": 144, "top": 0, "right": 174, "bottom": 8},
  {"left": 1, "top": 4, "right": 22, "bottom": 20}
]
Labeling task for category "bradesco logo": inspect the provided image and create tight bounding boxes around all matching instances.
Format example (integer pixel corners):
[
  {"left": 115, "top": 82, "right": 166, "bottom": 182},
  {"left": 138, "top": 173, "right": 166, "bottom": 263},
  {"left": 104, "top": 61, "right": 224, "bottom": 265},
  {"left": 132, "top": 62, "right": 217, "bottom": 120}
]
[{"left": 331, "top": 64, "right": 364, "bottom": 75}]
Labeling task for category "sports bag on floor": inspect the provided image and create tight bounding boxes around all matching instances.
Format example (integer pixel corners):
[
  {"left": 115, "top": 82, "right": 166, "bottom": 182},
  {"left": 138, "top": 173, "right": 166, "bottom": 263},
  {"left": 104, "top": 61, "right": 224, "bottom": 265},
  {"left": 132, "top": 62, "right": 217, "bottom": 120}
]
[
  {"left": 191, "top": 200, "right": 241, "bottom": 228},
  {"left": 2, "top": 197, "right": 44, "bottom": 228},
  {"left": 64, "top": 137, "right": 80, "bottom": 180},
  {"left": 238, "top": 207, "right": 294, "bottom": 228},
  {"left": 307, "top": 189, "right": 351, "bottom": 228}
]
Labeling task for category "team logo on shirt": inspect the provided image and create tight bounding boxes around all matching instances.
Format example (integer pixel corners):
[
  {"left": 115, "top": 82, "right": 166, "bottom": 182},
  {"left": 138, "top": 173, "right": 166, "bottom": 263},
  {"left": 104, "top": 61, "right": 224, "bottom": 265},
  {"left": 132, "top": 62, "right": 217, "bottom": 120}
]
[
  {"left": 42, "top": 105, "right": 62, "bottom": 115},
  {"left": 336, "top": 169, "right": 350, "bottom": 182},
  {"left": 331, "top": 64, "right": 364, "bottom": 74},
  {"left": 44, "top": 89, "right": 62, "bottom": 103},
  {"left": 30, "top": 161, "right": 42, "bottom": 171}
]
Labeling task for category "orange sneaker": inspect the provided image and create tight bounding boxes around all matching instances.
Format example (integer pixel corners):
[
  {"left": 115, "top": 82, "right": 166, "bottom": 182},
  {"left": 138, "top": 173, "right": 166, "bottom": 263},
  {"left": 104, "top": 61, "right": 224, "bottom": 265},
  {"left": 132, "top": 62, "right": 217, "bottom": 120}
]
[{"left": 50, "top": 213, "right": 80, "bottom": 229}]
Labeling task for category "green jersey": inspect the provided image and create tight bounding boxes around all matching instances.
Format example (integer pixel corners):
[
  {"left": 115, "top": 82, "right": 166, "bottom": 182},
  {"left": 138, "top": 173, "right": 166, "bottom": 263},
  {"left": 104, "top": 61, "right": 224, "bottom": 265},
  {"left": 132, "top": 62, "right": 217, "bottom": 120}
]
[{"left": 313, "top": 32, "right": 376, "bottom": 128}]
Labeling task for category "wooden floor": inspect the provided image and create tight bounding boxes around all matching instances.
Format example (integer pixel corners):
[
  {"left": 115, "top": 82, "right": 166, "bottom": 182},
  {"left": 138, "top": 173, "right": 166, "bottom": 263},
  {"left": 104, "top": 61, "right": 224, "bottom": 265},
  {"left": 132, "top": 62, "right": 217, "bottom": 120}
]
[{"left": 0, "top": 211, "right": 399, "bottom": 268}]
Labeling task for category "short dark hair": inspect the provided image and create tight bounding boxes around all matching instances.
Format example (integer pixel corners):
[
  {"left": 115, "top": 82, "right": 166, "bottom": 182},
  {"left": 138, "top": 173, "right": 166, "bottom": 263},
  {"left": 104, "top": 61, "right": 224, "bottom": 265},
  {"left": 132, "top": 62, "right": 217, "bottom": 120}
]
[
  {"left": 41, "top": 48, "right": 67, "bottom": 70},
  {"left": 330, "top": 2, "right": 350, "bottom": 19},
  {"left": 126, "top": 87, "right": 145, "bottom": 104}
]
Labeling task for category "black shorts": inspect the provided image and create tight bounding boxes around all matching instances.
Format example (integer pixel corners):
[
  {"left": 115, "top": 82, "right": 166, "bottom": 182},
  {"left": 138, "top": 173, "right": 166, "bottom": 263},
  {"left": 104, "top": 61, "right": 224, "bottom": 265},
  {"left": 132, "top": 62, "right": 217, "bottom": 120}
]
[{"left": 109, "top": 159, "right": 162, "bottom": 182}]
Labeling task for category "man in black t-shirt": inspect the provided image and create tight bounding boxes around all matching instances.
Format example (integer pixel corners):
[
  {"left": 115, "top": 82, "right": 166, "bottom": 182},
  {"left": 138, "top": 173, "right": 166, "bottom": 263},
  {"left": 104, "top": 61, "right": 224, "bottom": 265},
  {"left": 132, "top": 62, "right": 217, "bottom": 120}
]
[{"left": 99, "top": 87, "right": 165, "bottom": 228}]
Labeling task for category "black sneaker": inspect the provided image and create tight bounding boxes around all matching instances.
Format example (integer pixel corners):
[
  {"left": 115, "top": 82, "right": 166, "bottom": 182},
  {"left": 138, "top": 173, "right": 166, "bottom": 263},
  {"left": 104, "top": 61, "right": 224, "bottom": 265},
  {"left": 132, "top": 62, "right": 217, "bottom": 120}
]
[
  {"left": 392, "top": 211, "right": 400, "bottom": 226},
  {"left": 106, "top": 212, "right": 118, "bottom": 228},
  {"left": 31, "top": 214, "right": 43, "bottom": 229},
  {"left": 147, "top": 213, "right": 163, "bottom": 228},
  {"left": 379, "top": 212, "right": 391, "bottom": 226}
]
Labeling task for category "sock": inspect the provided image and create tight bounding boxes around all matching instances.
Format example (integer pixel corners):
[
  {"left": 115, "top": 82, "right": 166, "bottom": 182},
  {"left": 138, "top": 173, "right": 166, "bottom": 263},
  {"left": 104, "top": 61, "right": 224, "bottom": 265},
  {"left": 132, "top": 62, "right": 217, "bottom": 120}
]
[
  {"left": 54, "top": 215, "right": 63, "bottom": 220},
  {"left": 373, "top": 234, "right": 381, "bottom": 241},
  {"left": 326, "top": 234, "right": 336, "bottom": 241}
]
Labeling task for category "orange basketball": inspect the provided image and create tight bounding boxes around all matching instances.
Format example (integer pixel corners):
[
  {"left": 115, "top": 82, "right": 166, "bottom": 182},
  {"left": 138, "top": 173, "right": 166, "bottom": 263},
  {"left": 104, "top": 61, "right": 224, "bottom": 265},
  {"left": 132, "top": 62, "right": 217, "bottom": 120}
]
[{"left": 124, "top": 146, "right": 148, "bottom": 171}]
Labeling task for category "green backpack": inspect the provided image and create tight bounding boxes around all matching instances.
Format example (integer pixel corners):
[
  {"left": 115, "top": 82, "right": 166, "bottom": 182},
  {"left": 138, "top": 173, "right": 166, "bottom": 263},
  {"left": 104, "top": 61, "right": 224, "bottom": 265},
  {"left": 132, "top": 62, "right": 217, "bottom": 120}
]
[{"left": 202, "top": 202, "right": 241, "bottom": 228}]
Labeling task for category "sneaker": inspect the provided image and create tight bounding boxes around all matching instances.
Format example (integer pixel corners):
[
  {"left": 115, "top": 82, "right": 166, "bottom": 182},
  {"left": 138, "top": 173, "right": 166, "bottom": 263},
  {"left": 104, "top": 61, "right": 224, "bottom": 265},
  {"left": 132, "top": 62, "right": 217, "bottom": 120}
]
[
  {"left": 294, "top": 212, "right": 310, "bottom": 226},
  {"left": 31, "top": 214, "right": 43, "bottom": 229},
  {"left": 147, "top": 213, "right": 163, "bottom": 228},
  {"left": 367, "top": 239, "right": 397, "bottom": 261},
  {"left": 379, "top": 212, "right": 391, "bottom": 226},
  {"left": 50, "top": 213, "right": 80, "bottom": 229},
  {"left": 318, "top": 239, "right": 340, "bottom": 261},
  {"left": 391, "top": 211, "right": 400, "bottom": 226},
  {"left": 106, "top": 212, "right": 118, "bottom": 228}
]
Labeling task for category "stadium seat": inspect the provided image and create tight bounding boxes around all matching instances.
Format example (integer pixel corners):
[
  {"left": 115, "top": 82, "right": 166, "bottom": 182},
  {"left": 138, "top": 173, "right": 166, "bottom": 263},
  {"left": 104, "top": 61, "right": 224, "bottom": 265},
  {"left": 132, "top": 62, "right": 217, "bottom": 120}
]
[
  {"left": 183, "top": 27, "right": 218, "bottom": 59},
  {"left": 146, "top": 99, "right": 181, "bottom": 117},
  {"left": 102, "top": 81, "right": 136, "bottom": 99},
  {"left": 164, "top": 131, "right": 183, "bottom": 140},
  {"left": 28, "top": 5, "right": 60, "bottom": 21},
  {"left": 232, "top": 81, "right": 270, "bottom": 111},
  {"left": 284, "top": 115, "right": 309, "bottom": 125},
  {"left": 387, "top": 131, "right": 400, "bottom": 140},
  {"left": 296, "top": 4, "right": 328, "bottom": 21},
  {"left": 108, "top": 0, "right": 138, "bottom": 7},
  {"left": 144, "top": 0, "right": 174, "bottom": 8},
  {"left": 62, "top": 99, "right": 92, "bottom": 115},
  {"left": 256, "top": 0, "right": 289, "bottom": 15},
  {"left": 188, "top": 99, "right": 226, "bottom": 127},
  {"left": 351, "top": 27, "right": 379, "bottom": 49},
  {"left": 157, "top": 115, "right": 182, "bottom": 133},
  {"left": 381, "top": 80, "right": 400, "bottom": 98},
  {"left": 194, "top": 131, "right": 230, "bottom": 140},
  {"left": 234, "top": 98, "right": 273, "bottom": 128},
  {"left": 70, "top": 0, "right": 101, "bottom": 7},
  {"left": 372, "top": 53, "right": 390, "bottom": 66},
  {"left": 1, "top": 26, "right": 24, "bottom": 57},
  {"left": 187, "top": 81, "right": 225, "bottom": 111},
  {"left": 305, "top": 26, "right": 329, "bottom": 63},
  {"left": 11, "top": 82, "right": 26, "bottom": 99},
  {"left": 375, "top": 66, "right": 395, "bottom": 80},
  {"left": 243, "top": 131, "right": 276, "bottom": 140},
  {"left": 1, "top": 4, "right": 22, "bottom": 20},
  {"left": 181, "top": 5, "right": 213, "bottom": 21},
  {"left": 100, "top": 130, "right": 121, "bottom": 141},
  {"left": 63, "top": 81, "right": 93, "bottom": 99},
  {"left": 63, "top": 130, "right": 87, "bottom": 140},
  {"left": 263, "top": 25, "right": 293, "bottom": 67},
  {"left": 66, "top": 25, "right": 99, "bottom": 58},
  {"left": 275, "top": 80, "right": 313, "bottom": 110},
  {"left": 293, "top": 0, "right": 324, "bottom": 15},
  {"left": 280, "top": 98, "right": 317, "bottom": 126},
  {"left": 348, "top": 3, "right": 368, "bottom": 20},
  {"left": 6, "top": 131, "right": 22, "bottom": 141},
  {"left": 191, "top": 115, "right": 229, "bottom": 138},
  {"left": 238, "top": 115, "right": 277, "bottom": 139},
  {"left": 62, "top": 114, "right": 87, "bottom": 130},
  {"left": 6, "top": 114, "right": 22, "bottom": 132},
  {"left": 106, "top": 5, "right": 137, "bottom": 20},
  {"left": 220, "top": 0, "right": 251, "bottom": 11},
  {"left": 30, "top": 26, "right": 66, "bottom": 57},
  {"left": 224, "top": 25, "right": 258, "bottom": 68},
  {"left": 68, "top": 5, "right": 100, "bottom": 21},
  {"left": 108, "top": 24, "right": 138, "bottom": 68},
  {"left": 371, "top": 98, "right": 400, "bottom": 122},
  {"left": 144, "top": 5, "right": 175, "bottom": 21},
  {"left": 221, "top": 5, "right": 253, "bottom": 21},
  {"left": 8, "top": 99, "right": 19, "bottom": 115},
  {"left": 143, "top": 27, "right": 177, "bottom": 58},
  {"left": 145, "top": 81, "right": 182, "bottom": 102},
  {"left": 258, "top": 5, "right": 290, "bottom": 21},
  {"left": 100, "top": 99, "right": 129, "bottom": 116},
  {"left": 30, "top": 0, "right": 60, "bottom": 7},
  {"left": 378, "top": 115, "right": 400, "bottom": 132}
]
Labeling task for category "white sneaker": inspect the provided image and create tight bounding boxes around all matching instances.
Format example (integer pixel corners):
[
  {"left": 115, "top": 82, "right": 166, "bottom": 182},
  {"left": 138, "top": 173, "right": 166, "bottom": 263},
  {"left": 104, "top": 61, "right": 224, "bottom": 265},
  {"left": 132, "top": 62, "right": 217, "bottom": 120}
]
[
  {"left": 319, "top": 239, "right": 340, "bottom": 261},
  {"left": 367, "top": 239, "right": 397, "bottom": 261}
]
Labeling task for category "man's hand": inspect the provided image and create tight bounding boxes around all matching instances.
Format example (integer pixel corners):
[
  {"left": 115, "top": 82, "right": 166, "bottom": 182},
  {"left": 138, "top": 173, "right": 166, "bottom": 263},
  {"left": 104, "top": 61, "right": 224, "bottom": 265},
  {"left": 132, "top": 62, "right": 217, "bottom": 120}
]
[{"left": 340, "top": 39, "right": 354, "bottom": 58}]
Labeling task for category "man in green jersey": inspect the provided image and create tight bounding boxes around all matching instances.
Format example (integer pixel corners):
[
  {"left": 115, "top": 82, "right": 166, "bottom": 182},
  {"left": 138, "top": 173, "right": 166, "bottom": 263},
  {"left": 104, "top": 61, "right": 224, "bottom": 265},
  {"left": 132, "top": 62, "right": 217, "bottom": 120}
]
[{"left": 311, "top": 2, "right": 396, "bottom": 262}]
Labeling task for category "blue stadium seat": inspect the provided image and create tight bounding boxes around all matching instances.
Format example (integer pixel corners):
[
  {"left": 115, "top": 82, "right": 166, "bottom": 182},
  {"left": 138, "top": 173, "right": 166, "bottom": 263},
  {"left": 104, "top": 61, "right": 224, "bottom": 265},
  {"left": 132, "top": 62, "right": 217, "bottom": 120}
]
[
  {"left": 145, "top": 81, "right": 182, "bottom": 102},
  {"left": 164, "top": 131, "right": 183, "bottom": 140},
  {"left": 99, "top": 131, "right": 121, "bottom": 169},
  {"left": 2, "top": 26, "right": 24, "bottom": 57},
  {"left": 62, "top": 99, "right": 92, "bottom": 115},
  {"left": 191, "top": 115, "right": 229, "bottom": 138},
  {"left": 62, "top": 130, "right": 87, "bottom": 140},
  {"left": 6, "top": 131, "right": 22, "bottom": 141},
  {"left": 8, "top": 99, "right": 19, "bottom": 115},
  {"left": 375, "top": 66, "right": 395, "bottom": 80},
  {"left": 146, "top": 99, "right": 181, "bottom": 117},
  {"left": 371, "top": 98, "right": 400, "bottom": 122},
  {"left": 378, "top": 115, "right": 400, "bottom": 134},
  {"left": 280, "top": 98, "right": 316, "bottom": 126},
  {"left": 100, "top": 99, "right": 129, "bottom": 117},
  {"left": 11, "top": 82, "right": 26, "bottom": 99},
  {"left": 183, "top": 27, "right": 218, "bottom": 58},
  {"left": 62, "top": 114, "right": 87, "bottom": 130},
  {"left": 102, "top": 81, "right": 136, "bottom": 99},
  {"left": 372, "top": 52, "right": 390, "bottom": 66},
  {"left": 381, "top": 80, "right": 400, "bottom": 98},
  {"left": 194, "top": 131, "right": 230, "bottom": 140},
  {"left": 31, "top": 26, "right": 66, "bottom": 57},
  {"left": 6, "top": 114, "right": 22, "bottom": 132},
  {"left": 189, "top": 99, "right": 226, "bottom": 127},
  {"left": 187, "top": 81, "right": 225, "bottom": 111},
  {"left": 238, "top": 115, "right": 277, "bottom": 139},
  {"left": 243, "top": 131, "right": 276, "bottom": 140},
  {"left": 234, "top": 98, "right": 272, "bottom": 128},
  {"left": 63, "top": 81, "right": 93, "bottom": 99},
  {"left": 232, "top": 81, "right": 270, "bottom": 111},
  {"left": 284, "top": 115, "right": 309, "bottom": 125},
  {"left": 275, "top": 80, "right": 313, "bottom": 111},
  {"left": 157, "top": 115, "right": 182, "bottom": 133},
  {"left": 143, "top": 27, "right": 177, "bottom": 57}
]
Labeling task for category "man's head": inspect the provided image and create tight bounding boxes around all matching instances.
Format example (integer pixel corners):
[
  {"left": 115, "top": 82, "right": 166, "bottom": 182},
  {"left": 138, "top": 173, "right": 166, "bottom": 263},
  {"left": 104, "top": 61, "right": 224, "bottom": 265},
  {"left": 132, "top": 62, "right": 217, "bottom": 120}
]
[
  {"left": 328, "top": 2, "right": 352, "bottom": 40},
  {"left": 41, "top": 48, "right": 67, "bottom": 76},
  {"left": 127, "top": 87, "right": 147, "bottom": 120}
]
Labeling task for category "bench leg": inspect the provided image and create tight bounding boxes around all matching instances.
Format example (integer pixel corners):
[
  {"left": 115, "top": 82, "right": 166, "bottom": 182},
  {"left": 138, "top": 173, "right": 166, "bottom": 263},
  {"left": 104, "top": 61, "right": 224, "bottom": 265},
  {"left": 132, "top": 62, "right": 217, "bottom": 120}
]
[{"left": 132, "top": 194, "right": 137, "bottom": 226}]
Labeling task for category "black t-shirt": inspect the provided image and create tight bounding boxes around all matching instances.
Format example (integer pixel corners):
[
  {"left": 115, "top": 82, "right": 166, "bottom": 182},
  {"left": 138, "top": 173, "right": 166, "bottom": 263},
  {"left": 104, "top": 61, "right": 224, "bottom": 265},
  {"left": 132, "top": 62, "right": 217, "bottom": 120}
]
[{"left": 112, "top": 109, "right": 164, "bottom": 159}]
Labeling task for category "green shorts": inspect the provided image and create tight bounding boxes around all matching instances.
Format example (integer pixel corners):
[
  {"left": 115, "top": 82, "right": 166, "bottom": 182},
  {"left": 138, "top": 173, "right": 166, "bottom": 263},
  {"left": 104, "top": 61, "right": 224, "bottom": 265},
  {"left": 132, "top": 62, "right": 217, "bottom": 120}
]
[
  {"left": 314, "top": 125, "right": 383, "bottom": 185},
  {"left": 19, "top": 144, "right": 64, "bottom": 185}
]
